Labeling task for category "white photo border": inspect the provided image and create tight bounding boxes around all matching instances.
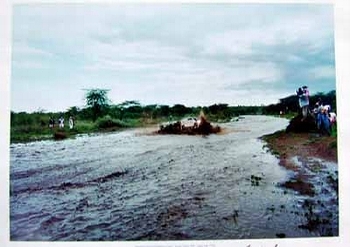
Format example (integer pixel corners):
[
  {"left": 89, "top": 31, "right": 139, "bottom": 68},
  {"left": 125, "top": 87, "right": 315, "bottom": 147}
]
[{"left": 1, "top": 0, "right": 349, "bottom": 247}]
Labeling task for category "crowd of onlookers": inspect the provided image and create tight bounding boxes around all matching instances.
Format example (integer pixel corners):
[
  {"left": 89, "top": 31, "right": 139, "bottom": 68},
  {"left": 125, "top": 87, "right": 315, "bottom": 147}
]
[
  {"left": 312, "top": 99, "right": 336, "bottom": 134},
  {"left": 48, "top": 116, "right": 75, "bottom": 130},
  {"left": 296, "top": 86, "right": 336, "bottom": 135}
]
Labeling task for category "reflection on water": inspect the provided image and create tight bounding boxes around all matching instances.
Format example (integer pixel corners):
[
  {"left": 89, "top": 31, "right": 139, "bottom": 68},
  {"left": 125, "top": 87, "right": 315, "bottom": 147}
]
[{"left": 10, "top": 116, "right": 337, "bottom": 240}]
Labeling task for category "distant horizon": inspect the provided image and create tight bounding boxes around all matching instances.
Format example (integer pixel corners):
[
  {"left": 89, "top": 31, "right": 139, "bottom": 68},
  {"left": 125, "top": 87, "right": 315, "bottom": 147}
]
[
  {"left": 10, "top": 88, "right": 336, "bottom": 114},
  {"left": 11, "top": 3, "right": 336, "bottom": 113}
]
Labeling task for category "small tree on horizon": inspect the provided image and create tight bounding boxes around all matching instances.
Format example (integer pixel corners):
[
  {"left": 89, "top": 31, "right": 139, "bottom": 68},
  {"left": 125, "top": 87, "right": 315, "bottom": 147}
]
[{"left": 84, "top": 88, "right": 110, "bottom": 121}]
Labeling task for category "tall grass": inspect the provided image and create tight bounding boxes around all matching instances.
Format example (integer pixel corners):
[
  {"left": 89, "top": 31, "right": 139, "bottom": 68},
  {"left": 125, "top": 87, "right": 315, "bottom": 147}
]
[
  {"left": 331, "top": 124, "right": 337, "bottom": 137},
  {"left": 96, "top": 115, "right": 129, "bottom": 129},
  {"left": 10, "top": 116, "right": 149, "bottom": 143}
]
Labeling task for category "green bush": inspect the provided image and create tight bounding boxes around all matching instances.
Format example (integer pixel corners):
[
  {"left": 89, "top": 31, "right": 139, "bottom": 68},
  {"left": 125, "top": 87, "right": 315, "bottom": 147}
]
[
  {"left": 96, "top": 115, "right": 128, "bottom": 129},
  {"left": 74, "top": 120, "right": 96, "bottom": 133},
  {"left": 331, "top": 124, "right": 337, "bottom": 137}
]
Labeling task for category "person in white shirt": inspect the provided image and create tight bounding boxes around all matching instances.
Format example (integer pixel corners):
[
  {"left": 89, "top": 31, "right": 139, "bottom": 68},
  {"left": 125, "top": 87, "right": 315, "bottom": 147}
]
[
  {"left": 69, "top": 116, "right": 74, "bottom": 129},
  {"left": 58, "top": 116, "right": 64, "bottom": 128}
]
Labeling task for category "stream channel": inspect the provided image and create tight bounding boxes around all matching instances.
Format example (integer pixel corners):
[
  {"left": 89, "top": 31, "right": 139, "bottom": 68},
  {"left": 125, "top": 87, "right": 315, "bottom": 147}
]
[{"left": 10, "top": 115, "right": 338, "bottom": 240}]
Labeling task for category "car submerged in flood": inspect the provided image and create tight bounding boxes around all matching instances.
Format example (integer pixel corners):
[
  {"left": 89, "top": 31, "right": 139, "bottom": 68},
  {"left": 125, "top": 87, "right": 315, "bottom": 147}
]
[
  {"left": 159, "top": 117, "right": 201, "bottom": 132},
  {"left": 158, "top": 116, "right": 221, "bottom": 135},
  {"left": 180, "top": 117, "right": 201, "bottom": 129}
]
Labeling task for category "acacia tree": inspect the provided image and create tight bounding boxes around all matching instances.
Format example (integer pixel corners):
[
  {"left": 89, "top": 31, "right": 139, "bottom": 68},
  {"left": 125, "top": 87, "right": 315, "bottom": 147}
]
[{"left": 85, "top": 88, "right": 110, "bottom": 121}]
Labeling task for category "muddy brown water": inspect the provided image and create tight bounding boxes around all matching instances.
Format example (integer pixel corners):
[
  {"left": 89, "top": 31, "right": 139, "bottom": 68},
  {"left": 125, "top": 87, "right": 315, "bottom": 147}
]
[{"left": 10, "top": 115, "right": 338, "bottom": 240}]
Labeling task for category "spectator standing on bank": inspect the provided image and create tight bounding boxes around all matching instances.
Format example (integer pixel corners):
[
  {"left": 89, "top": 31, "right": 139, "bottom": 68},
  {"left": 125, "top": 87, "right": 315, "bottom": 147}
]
[
  {"left": 69, "top": 116, "right": 74, "bottom": 129},
  {"left": 58, "top": 116, "right": 65, "bottom": 129},
  {"left": 296, "top": 85, "right": 310, "bottom": 119},
  {"left": 49, "top": 116, "right": 55, "bottom": 129}
]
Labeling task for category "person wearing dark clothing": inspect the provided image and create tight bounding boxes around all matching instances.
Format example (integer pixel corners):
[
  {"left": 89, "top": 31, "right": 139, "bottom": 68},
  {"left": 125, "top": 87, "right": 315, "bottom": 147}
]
[
  {"left": 49, "top": 117, "right": 55, "bottom": 128},
  {"left": 296, "top": 86, "right": 310, "bottom": 119}
]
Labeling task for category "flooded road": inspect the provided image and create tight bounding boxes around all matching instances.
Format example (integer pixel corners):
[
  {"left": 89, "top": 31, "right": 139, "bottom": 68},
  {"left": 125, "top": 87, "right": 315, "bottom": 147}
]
[{"left": 10, "top": 115, "right": 337, "bottom": 240}]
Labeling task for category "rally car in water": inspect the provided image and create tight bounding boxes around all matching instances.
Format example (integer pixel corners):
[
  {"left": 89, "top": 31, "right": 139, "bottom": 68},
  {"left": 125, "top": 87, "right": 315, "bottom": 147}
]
[
  {"left": 159, "top": 117, "right": 201, "bottom": 131},
  {"left": 180, "top": 117, "right": 201, "bottom": 129}
]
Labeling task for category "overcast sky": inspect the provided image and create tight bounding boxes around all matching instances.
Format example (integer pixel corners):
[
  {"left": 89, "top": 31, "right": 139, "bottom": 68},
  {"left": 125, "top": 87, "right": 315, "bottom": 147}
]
[{"left": 11, "top": 3, "right": 336, "bottom": 113}]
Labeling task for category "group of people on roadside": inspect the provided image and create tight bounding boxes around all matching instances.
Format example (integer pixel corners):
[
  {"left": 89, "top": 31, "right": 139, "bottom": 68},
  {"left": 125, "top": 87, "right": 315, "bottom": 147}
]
[
  {"left": 312, "top": 99, "right": 337, "bottom": 133},
  {"left": 296, "top": 85, "right": 336, "bottom": 135},
  {"left": 49, "top": 116, "right": 75, "bottom": 130}
]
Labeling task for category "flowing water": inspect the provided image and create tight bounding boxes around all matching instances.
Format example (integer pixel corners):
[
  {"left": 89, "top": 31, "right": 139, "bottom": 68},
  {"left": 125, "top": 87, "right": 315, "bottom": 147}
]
[{"left": 9, "top": 115, "right": 337, "bottom": 240}]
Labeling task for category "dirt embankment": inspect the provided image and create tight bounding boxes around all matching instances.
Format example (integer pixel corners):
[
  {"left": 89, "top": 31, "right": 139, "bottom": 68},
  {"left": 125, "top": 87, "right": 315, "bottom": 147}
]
[
  {"left": 261, "top": 116, "right": 338, "bottom": 235},
  {"left": 262, "top": 130, "right": 337, "bottom": 192},
  {"left": 263, "top": 131, "right": 337, "bottom": 164}
]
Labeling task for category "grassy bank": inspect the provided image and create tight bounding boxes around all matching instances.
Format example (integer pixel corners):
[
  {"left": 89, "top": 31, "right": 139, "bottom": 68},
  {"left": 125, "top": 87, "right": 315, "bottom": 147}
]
[
  {"left": 10, "top": 117, "right": 165, "bottom": 143},
  {"left": 11, "top": 120, "right": 94, "bottom": 143}
]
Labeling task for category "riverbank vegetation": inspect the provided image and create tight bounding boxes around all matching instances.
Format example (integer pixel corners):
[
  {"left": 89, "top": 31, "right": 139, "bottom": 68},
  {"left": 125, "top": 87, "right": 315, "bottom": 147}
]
[{"left": 10, "top": 89, "right": 336, "bottom": 143}]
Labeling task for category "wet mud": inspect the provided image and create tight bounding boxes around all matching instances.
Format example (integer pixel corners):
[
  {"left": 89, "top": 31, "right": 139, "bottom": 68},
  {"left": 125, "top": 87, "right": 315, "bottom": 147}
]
[
  {"left": 281, "top": 157, "right": 338, "bottom": 236},
  {"left": 262, "top": 130, "right": 338, "bottom": 237}
]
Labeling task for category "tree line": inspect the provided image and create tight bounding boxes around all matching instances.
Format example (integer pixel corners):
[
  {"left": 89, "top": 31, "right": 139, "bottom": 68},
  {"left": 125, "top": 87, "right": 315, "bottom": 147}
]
[
  {"left": 10, "top": 88, "right": 336, "bottom": 142},
  {"left": 264, "top": 90, "right": 336, "bottom": 115}
]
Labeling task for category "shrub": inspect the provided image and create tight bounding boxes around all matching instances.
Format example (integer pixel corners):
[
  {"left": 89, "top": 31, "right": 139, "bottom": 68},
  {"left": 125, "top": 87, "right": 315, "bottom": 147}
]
[
  {"left": 96, "top": 115, "right": 128, "bottom": 129},
  {"left": 74, "top": 120, "right": 96, "bottom": 133}
]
